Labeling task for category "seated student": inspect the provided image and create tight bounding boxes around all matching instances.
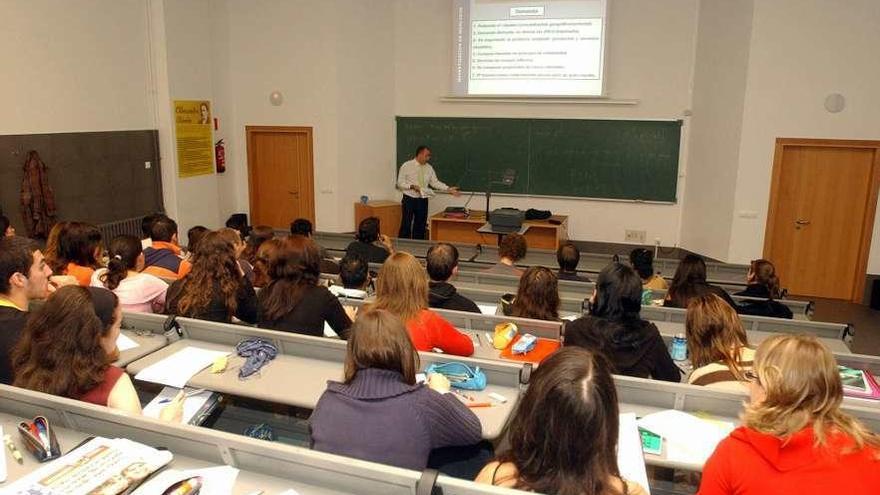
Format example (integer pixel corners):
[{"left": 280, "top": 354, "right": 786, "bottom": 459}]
[
  {"left": 217, "top": 227, "right": 254, "bottom": 284},
  {"left": 686, "top": 294, "right": 753, "bottom": 392},
  {"left": 476, "top": 347, "right": 648, "bottom": 495},
  {"left": 346, "top": 217, "right": 393, "bottom": 264},
  {"left": 426, "top": 243, "right": 480, "bottom": 313},
  {"left": 242, "top": 225, "right": 274, "bottom": 266},
  {"left": 483, "top": 233, "right": 525, "bottom": 276},
  {"left": 45, "top": 221, "right": 103, "bottom": 286},
  {"left": 368, "top": 252, "right": 474, "bottom": 356},
  {"left": 734, "top": 259, "right": 792, "bottom": 319},
  {"left": 258, "top": 236, "right": 352, "bottom": 338},
  {"left": 310, "top": 309, "right": 482, "bottom": 471},
  {"left": 698, "top": 334, "right": 880, "bottom": 494},
  {"left": 509, "top": 266, "right": 560, "bottom": 321},
  {"left": 185, "top": 225, "right": 209, "bottom": 259},
  {"left": 91, "top": 235, "right": 168, "bottom": 314},
  {"left": 142, "top": 215, "right": 191, "bottom": 280},
  {"left": 0, "top": 237, "right": 52, "bottom": 384},
  {"left": 0, "top": 215, "right": 14, "bottom": 237},
  {"left": 664, "top": 254, "right": 738, "bottom": 309},
  {"left": 566, "top": 263, "right": 679, "bottom": 382},
  {"left": 630, "top": 248, "right": 668, "bottom": 290},
  {"left": 12, "top": 286, "right": 182, "bottom": 420},
  {"left": 140, "top": 213, "right": 162, "bottom": 250},
  {"left": 329, "top": 252, "right": 370, "bottom": 298},
  {"left": 165, "top": 231, "right": 257, "bottom": 323},
  {"left": 253, "top": 238, "right": 282, "bottom": 289},
  {"left": 556, "top": 242, "right": 590, "bottom": 282},
  {"left": 225, "top": 213, "right": 251, "bottom": 241},
  {"left": 291, "top": 217, "right": 330, "bottom": 260}
]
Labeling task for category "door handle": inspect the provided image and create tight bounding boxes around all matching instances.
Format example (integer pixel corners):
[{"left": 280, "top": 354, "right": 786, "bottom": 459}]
[
  {"left": 795, "top": 219, "right": 811, "bottom": 226},
  {"left": 288, "top": 191, "right": 299, "bottom": 197}
]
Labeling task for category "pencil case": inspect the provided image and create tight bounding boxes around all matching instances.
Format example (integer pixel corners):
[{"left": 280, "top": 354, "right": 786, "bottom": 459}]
[
  {"left": 424, "top": 362, "right": 487, "bottom": 391},
  {"left": 17, "top": 415, "right": 61, "bottom": 462},
  {"left": 493, "top": 322, "right": 519, "bottom": 350}
]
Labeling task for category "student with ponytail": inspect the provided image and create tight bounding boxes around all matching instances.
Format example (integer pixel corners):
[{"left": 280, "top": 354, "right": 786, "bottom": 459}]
[
  {"left": 91, "top": 235, "right": 168, "bottom": 313},
  {"left": 735, "top": 259, "right": 792, "bottom": 319}
]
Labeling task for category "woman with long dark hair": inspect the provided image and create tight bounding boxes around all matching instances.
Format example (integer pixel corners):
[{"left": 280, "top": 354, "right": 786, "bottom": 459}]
[
  {"left": 476, "top": 347, "right": 647, "bottom": 495},
  {"left": 91, "top": 235, "right": 167, "bottom": 313},
  {"left": 165, "top": 231, "right": 257, "bottom": 323},
  {"left": 664, "top": 254, "right": 737, "bottom": 309},
  {"left": 258, "top": 235, "right": 352, "bottom": 338},
  {"left": 13, "top": 286, "right": 181, "bottom": 419},
  {"left": 565, "top": 263, "right": 679, "bottom": 382},
  {"left": 686, "top": 294, "right": 753, "bottom": 391},
  {"left": 734, "top": 259, "right": 792, "bottom": 319},
  {"left": 509, "top": 266, "right": 560, "bottom": 321}
]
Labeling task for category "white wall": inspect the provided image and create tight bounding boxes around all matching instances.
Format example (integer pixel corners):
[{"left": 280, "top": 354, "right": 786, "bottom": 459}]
[
  {"left": 729, "top": 0, "right": 880, "bottom": 273},
  {"left": 679, "top": 0, "right": 753, "bottom": 261},
  {"left": 393, "top": 0, "right": 699, "bottom": 246},
  {"left": 220, "top": 0, "right": 396, "bottom": 232},
  {"left": 0, "top": 0, "right": 152, "bottom": 134}
]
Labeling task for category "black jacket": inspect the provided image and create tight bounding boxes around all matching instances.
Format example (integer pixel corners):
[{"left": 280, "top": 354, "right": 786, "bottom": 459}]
[
  {"left": 428, "top": 281, "right": 481, "bottom": 314},
  {"left": 165, "top": 277, "right": 258, "bottom": 324},
  {"left": 345, "top": 241, "right": 390, "bottom": 264},
  {"left": 664, "top": 282, "right": 739, "bottom": 310},
  {"left": 0, "top": 306, "right": 27, "bottom": 385},
  {"left": 735, "top": 284, "right": 794, "bottom": 319},
  {"left": 565, "top": 315, "right": 681, "bottom": 382},
  {"left": 258, "top": 285, "right": 352, "bottom": 339},
  {"left": 557, "top": 270, "right": 591, "bottom": 283}
]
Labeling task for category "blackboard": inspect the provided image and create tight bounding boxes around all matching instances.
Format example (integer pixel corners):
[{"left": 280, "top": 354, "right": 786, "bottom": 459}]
[{"left": 396, "top": 117, "right": 682, "bottom": 202}]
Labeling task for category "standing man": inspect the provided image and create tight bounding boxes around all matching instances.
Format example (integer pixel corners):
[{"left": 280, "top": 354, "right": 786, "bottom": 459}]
[{"left": 397, "top": 145, "right": 461, "bottom": 239}]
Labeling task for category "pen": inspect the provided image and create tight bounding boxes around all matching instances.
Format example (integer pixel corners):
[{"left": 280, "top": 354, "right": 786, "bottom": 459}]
[
  {"left": 452, "top": 389, "right": 476, "bottom": 401},
  {"left": 4, "top": 434, "right": 23, "bottom": 464},
  {"left": 159, "top": 388, "right": 206, "bottom": 404},
  {"left": 466, "top": 402, "right": 493, "bottom": 408}
]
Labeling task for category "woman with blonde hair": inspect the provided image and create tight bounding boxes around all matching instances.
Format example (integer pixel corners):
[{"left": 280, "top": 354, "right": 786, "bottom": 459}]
[
  {"left": 698, "top": 335, "right": 880, "bottom": 494},
  {"left": 368, "top": 252, "right": 473, "bottom": 356},
  {"left": 686, "top": 294, "right": 753, "bottom": 391},
  {"left": 310, "top": 309, "right": 481, "bottom": 470}
]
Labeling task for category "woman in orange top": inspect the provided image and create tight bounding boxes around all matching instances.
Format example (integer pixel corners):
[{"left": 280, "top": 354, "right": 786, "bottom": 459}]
[
  {"left": 45, "top": 221, "right": 103, "bottom": 286},
  {"left": 367, "top": 252, "right": 473, "bottom": 357},
  {"left": 698, "top": 334, "right": 880, "bottom": 494}
]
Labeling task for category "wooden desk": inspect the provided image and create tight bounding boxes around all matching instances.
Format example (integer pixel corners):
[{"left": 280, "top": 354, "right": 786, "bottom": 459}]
[
  {"left": 354, "top": 200, "right": 401, "bottom": 237},
  {"left": 430, "top": 212, "right": 568, "bottom": 250}
]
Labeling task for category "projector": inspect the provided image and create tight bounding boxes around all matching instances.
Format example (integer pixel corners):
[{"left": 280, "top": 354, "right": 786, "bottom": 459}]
[{"left": 489, "top": 208, "right": 524, "bottom": 233}]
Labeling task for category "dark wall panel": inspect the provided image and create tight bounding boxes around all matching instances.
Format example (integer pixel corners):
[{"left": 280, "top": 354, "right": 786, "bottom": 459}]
[{"left": 0, "top": 130, "right": 163, "bottom": 231}]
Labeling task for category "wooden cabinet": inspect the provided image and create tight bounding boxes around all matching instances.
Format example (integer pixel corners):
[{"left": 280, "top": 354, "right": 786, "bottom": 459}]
[{"left": 354, "top": 200, "right": 401, "bottom": 237}]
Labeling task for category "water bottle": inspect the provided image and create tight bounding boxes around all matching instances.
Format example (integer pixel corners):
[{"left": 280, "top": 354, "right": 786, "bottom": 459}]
[{"left": 671, "top": 333, "right": 688, "bottom": 361}]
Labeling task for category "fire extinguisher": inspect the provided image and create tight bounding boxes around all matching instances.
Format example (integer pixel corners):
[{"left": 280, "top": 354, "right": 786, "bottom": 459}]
[{"left": 215, "top": 139, "right": 226, "bottom": 173}]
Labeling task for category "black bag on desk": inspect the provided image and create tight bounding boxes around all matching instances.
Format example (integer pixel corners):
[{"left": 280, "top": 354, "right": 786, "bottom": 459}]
[{"left": 524, "top": 209, "right": 551, "bottom": 220}]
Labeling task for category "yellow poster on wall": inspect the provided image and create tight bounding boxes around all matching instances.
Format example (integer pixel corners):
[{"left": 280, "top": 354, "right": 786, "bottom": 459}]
[{"left": 174, "top": 100, "right": 214, "bottom": 178}]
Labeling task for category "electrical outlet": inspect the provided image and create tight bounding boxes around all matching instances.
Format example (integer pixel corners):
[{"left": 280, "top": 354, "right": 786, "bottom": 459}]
[{"left": 625, "top": 230, "right": 646, "bottom": 244}]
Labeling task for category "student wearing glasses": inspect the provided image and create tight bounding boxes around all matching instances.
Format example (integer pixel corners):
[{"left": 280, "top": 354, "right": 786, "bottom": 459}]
[{"left": 698, "top": 335, "right": 880, "bottom": 494}]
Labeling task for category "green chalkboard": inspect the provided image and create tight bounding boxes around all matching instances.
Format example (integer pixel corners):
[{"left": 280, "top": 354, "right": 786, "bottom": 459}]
[{"left": 396, "top": 117, "right": 681, "bottom": 202}]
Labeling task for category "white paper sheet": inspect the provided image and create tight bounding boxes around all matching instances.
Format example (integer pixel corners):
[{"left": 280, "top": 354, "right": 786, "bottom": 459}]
[
  {"left": 117, "top": 333, "right": 140, "bottom": 352},
  {"left": 561, "top": 314, "right": 579, "bottom": 321},
  {"left": 478, "top": 304, "right": 498, "bottom": 315},
  {"left": 637, "top": 410, "right": 734, "bottom": 465},
  {"left": 618, "top": 413, "right": 651, "bottom": 494},
  {"left": 134, "top": 346, "right": 229, "bottom": 388},
  {"left": 142, "top": 386, "right": 214, "bottom": 424}
]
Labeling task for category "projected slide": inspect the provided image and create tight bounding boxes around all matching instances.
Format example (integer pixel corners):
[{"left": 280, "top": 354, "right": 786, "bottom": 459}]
[{"left": 452, "top": 0, "right": 607, "bottom": 96}]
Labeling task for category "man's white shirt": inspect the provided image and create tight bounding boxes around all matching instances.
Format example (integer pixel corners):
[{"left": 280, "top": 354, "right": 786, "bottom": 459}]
[{"left": 397, "top": 159, "right": 449, "bottom": 198}]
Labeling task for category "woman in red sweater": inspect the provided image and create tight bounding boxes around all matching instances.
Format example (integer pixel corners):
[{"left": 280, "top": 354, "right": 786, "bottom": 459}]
[
  {"left": 367, "top": 252, "right": 473, "bottom": 356},
  {"left": 698, "top": 334, "right": 880, "bottom": 495}
]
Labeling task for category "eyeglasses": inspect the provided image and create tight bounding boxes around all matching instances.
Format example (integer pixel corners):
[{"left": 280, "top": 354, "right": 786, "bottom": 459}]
[{"left": 744, "top": 370, "right": 761, "bottom": 385}]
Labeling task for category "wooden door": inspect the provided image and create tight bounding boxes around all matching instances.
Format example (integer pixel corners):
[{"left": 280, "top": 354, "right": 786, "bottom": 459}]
[
  {"left": 764, "top": 138, "right": 880, "bottom": 301},
  {"left": 246, "top": 126, "right": 315, "bottom": 229}
]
